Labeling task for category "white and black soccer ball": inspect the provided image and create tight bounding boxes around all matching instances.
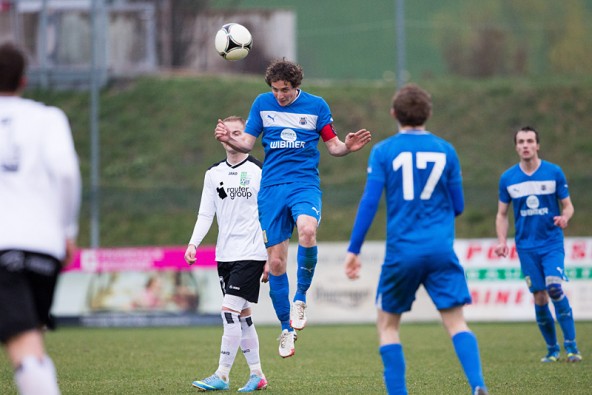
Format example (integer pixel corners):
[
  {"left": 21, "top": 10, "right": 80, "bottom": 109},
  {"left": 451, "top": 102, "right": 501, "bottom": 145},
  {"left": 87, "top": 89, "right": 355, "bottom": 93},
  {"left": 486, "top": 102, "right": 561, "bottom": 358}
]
[{"left": 214, "top": 23, "right": 253, "bottom": 61}]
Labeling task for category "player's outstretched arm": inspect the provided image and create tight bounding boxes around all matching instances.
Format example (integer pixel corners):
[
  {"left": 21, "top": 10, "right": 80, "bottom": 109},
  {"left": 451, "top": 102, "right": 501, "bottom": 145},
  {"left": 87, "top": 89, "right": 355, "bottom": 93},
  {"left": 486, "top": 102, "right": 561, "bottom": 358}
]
[
  {"left": 214, "top": 119, "right": 256, "bottom": 153},
  {"left": 325, "top": 129, "right": 372, "bottom": 157}
]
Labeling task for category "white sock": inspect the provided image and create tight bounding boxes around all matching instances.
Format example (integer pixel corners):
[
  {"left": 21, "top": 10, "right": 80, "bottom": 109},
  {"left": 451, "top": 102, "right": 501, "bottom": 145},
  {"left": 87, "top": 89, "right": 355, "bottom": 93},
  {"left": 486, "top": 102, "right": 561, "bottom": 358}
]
[
  {"left": 240, "top": 315, "right": 263, "bottom": 376},
  {"left": 15, "top": 355, "right": 60, "bottom": 395},
  {"left": 216, "top": 311, "right": 241, "bottom": 381}
]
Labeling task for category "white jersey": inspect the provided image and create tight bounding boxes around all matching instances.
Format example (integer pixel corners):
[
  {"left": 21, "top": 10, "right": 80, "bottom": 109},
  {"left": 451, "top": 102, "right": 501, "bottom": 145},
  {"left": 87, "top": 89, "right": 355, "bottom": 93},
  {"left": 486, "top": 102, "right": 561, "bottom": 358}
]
[
  {"left": 0, "top": 96, "right": 81, "bottom": 260},
  {"left": 189, "top": 155, "right": 267, "bottom": 262}
]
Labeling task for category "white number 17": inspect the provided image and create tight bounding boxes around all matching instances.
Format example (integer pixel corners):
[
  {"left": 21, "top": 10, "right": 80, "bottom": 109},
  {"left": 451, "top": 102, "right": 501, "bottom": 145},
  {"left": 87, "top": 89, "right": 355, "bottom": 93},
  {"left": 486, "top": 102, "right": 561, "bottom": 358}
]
[{"left": 392, "top": 151, "right": 446, "bottom": 200}]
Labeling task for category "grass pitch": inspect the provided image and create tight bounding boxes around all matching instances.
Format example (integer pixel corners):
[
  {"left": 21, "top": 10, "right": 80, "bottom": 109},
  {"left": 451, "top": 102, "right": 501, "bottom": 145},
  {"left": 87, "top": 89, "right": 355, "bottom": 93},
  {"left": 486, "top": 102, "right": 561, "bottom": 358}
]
[{"left": 0, "top": 322, "right": 590, "bottom": 394}]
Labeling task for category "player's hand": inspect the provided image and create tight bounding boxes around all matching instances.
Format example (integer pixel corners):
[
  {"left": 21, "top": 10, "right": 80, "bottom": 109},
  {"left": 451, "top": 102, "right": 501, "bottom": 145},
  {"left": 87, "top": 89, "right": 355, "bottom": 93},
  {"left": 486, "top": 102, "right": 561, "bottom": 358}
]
[
  {"left": 494, "top": 243, "right": 508, "bottom": 258},
  {"left": 345, "top": 129, "right": 372, "bottom": 152},
  {"left": 214, "top": 119, "right": 230, "bottom": 142},
  {"left": 62, "top": 238, "right": 77, "bottom": 268},
  {"left": 553, "top": 215, "right": 569, "bottom": 229},
  {"left": 344, "top": 252, "right": 362, "bottom": 280},
  {"left": 184, "top": 244, "right": 197, "bottom": 265},
  {"left": 261, "top": 262, "right": 269, "bottom": 283}
]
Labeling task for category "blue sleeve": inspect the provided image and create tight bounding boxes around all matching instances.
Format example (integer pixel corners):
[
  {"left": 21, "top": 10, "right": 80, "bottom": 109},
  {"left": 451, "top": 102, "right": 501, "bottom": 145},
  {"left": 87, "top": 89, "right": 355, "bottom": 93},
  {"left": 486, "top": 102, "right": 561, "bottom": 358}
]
[
  {"left": 245, "top": 95, "right": 263, "bottom": 137},
  {"left": 498, "top": 174, "right": 510, "bottom": 204},
  {"left": 347, "top": 178, "right": 383, "bottom": 254},
  {"left": 446, "top": 145, "right": 464, "bottom": 216},
  {"left": 556, "top": 166, "right": 570, "bottom": 200},
  {"left": 448, "top": 183, "right": 464, "bottom": 216},
  {"left": 317, "top": 97, "right": 333, "bottom": 131}
]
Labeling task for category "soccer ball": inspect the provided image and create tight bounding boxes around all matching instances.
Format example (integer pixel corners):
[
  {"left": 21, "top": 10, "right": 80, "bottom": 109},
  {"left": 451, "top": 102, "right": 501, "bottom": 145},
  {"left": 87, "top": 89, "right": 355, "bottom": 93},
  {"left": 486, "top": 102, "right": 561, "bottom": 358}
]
[{"left": 214, "top": 23, "right": 252, "bottom": 61}]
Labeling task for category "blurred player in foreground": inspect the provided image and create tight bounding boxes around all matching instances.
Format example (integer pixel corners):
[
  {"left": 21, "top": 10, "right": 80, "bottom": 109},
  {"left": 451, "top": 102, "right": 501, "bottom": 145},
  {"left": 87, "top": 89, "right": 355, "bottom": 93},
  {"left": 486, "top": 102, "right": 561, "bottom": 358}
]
[
  {"left": 215, "top": 59, "right": 371, "bottom": 358},
  {"left": 495, "top": 126, "right": 581, "bottom": 363},
  {"left": 0, "top": 42, "right": 81, "bottom": 395},
  {"left": 344, "top": 84, "right": 488, "bottom": 395},
  {"left": 185, "top": 116, "right": 268, "bottom": 391}
]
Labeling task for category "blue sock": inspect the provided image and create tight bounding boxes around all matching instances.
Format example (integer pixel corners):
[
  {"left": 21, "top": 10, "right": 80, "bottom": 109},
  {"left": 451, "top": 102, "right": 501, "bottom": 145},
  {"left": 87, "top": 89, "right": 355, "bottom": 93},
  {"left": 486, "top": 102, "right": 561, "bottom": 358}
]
[
  {"left": 380, "top": 343, "right": 407, "bottom": 395},
  {"left": 268, "top": 273, "right": 291, "bottom": 331},
  {"left": 552, "top": 297, "right": 576, "bottom": 342},
  {"left": 535, "top": 304, "right": 558, "bottom": 347},
  {"left": 294, "top": 245, "right": 317, "bottom": 303},
  {"left": 452, "top": 331, "right": 486, "bottom": 393}
]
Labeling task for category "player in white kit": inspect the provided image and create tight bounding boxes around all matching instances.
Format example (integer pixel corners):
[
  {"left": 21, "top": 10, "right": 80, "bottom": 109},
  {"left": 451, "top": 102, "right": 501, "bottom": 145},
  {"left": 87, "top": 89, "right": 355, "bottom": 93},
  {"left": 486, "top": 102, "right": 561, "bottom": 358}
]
[
  {"left": 185, "top": 116, "right": 268, "bottom": 392},
  {"left": 0, "top": 42, "right": 81, "bottom": 395}
]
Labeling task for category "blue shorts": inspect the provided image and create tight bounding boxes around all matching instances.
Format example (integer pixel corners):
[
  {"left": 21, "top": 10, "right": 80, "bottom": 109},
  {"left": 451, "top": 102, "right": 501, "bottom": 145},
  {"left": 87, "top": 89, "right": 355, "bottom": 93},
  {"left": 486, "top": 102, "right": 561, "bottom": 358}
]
[
  {"left": 517, "top": 245, "right": 567, "bottom": 292},
  {"left": 258, "top": 183, "right": 322, "bottom": 248},
  {"left": 377, "top": 249, "right": 471, "bottom": 314}
]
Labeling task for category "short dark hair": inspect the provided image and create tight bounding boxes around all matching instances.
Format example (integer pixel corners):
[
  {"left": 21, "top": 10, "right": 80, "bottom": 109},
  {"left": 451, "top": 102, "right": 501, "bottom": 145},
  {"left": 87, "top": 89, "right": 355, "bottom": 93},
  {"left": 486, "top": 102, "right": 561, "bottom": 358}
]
[
  {"left": 264, "top": 59, "right": 303, "bottom": 88},
  {"left": 0, "top": 42, "right": 26, "bottom": 93},
  {"left": 391, "top": 83, "right": 432, "bottom": 127},
  {"left": 514, "top": 126, "right": 540, "bottom": 144}
]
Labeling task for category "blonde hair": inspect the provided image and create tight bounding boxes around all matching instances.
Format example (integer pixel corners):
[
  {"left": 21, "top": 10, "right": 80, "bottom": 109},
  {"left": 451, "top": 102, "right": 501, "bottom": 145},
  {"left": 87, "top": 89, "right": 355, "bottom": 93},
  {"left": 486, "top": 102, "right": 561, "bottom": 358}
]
[{"left": 223, "top": 115, "right": 245, "bottom": 126}]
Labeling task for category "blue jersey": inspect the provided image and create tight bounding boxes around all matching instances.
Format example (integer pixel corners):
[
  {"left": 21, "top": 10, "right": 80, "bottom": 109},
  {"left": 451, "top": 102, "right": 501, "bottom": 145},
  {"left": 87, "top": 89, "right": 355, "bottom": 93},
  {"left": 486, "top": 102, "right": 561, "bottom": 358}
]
[
  {"left": 244, "top": 90, "right": 333, "bottom": 188},
  {"left": 367, "top": 131, "right": 463, "bottom": 259},
  {"left": 498, "top": 160, "right": 569, "bottom": 250}
]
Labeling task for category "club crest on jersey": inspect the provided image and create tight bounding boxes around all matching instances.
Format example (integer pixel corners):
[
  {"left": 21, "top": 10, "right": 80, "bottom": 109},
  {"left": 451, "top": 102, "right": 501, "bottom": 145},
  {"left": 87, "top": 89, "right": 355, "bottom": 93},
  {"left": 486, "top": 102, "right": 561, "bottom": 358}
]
[
  {"left": 240, "top": 172, "right": 251, "bottom": 186},
  {"left": 299, "top": 117, "right": 307, "bottom": 125}
]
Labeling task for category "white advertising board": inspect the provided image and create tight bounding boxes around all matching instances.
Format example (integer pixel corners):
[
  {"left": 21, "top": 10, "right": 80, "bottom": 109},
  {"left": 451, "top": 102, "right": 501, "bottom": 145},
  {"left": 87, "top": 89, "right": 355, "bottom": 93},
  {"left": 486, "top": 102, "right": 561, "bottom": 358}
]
[{"left": 251, "top": 238, "right": 592, "bottom": 325}]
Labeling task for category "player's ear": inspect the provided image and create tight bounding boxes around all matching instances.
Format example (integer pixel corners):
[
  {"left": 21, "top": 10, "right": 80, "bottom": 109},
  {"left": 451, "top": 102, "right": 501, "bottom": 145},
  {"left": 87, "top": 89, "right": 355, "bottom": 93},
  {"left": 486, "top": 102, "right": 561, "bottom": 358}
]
[
  {"left": 390, "top": 108, "right": 396, "bottom": 119},
  {"left": 19, "top": 76, "right": 27, "bottom": 92}
]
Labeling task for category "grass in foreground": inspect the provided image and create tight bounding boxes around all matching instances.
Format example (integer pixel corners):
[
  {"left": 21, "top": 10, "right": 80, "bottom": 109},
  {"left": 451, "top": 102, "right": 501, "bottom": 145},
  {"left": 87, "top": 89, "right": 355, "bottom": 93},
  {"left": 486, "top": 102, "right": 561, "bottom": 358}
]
[{"left": 0, "top": 322, "right": 590, "bottom": 394}]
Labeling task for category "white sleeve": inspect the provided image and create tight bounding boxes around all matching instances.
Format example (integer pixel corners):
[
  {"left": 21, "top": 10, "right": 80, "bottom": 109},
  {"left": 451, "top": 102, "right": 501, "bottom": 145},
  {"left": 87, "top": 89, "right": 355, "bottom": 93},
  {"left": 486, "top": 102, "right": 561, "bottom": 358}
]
[
  {"left": 188, "top": 170, "right": 216, "bottom": 247},
  {"left": 44, "top": 107, "right": 82, "bottom": 239}
]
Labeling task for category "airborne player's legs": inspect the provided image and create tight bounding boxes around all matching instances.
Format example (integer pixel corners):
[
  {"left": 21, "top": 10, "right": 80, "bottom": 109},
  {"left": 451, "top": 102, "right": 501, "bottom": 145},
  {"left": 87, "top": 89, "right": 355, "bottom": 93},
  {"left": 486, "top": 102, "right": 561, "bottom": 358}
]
[
  {"left": 290, "top": 184, "right": 322, "bottom": 331},
  {"left": 259, "top": 184, "right": 297, "bottom": 357}
]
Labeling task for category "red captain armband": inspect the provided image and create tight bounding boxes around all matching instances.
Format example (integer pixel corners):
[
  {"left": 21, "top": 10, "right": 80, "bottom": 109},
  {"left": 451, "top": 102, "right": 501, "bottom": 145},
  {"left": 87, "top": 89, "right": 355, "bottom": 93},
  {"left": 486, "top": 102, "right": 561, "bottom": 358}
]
[{"left": 320, "top": 123, "right": 338, "bottom": 142}]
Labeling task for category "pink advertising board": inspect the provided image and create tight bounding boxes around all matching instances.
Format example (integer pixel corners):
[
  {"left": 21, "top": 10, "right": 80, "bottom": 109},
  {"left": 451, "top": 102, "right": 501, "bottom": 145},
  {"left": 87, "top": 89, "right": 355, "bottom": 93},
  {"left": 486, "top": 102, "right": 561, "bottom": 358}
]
[{"left": 64, "top": 246, "right": 217, "bottom": 272}]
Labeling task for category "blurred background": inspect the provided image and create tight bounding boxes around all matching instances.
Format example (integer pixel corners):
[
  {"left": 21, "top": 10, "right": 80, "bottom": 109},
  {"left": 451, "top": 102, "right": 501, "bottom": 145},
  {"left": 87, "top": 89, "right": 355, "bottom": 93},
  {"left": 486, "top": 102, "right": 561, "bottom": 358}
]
[
  {"left": 2, "top": 0, "right": 591, "bottom": 325},
  {"left": 3, "top": 1, "right": 592, "bottom": 84},
  {"left": 2, "top": 0, "right": 591, "bottom": 247}
]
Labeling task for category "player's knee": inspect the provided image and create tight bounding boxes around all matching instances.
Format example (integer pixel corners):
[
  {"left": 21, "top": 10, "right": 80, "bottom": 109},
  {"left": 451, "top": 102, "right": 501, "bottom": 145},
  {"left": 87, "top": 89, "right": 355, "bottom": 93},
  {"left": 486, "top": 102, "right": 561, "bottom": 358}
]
[
  {"left": 546, "top": 283, "right": 564, "bottom": 301},
  {"left": 222, "top": 294, "right": 247, "bottom": 312},
  {"left": 267, "top": 256, "right": 285, "bottom": 274},
  {"left": 297, "top": 226, "right": 316, "bottom": 246}
]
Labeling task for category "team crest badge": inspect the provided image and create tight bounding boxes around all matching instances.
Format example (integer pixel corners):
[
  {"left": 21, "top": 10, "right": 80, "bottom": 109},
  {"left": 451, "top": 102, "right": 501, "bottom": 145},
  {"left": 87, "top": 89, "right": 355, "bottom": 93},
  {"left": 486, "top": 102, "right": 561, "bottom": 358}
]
[
  {"left": 240, "top": 172, "right": 251, "bottom": 186},
  {"left": 299, "top": 117, "right": 307, "bottom": 126},
  {"left": 525, "top": 276, "right": 532, "bottom": 288}
]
